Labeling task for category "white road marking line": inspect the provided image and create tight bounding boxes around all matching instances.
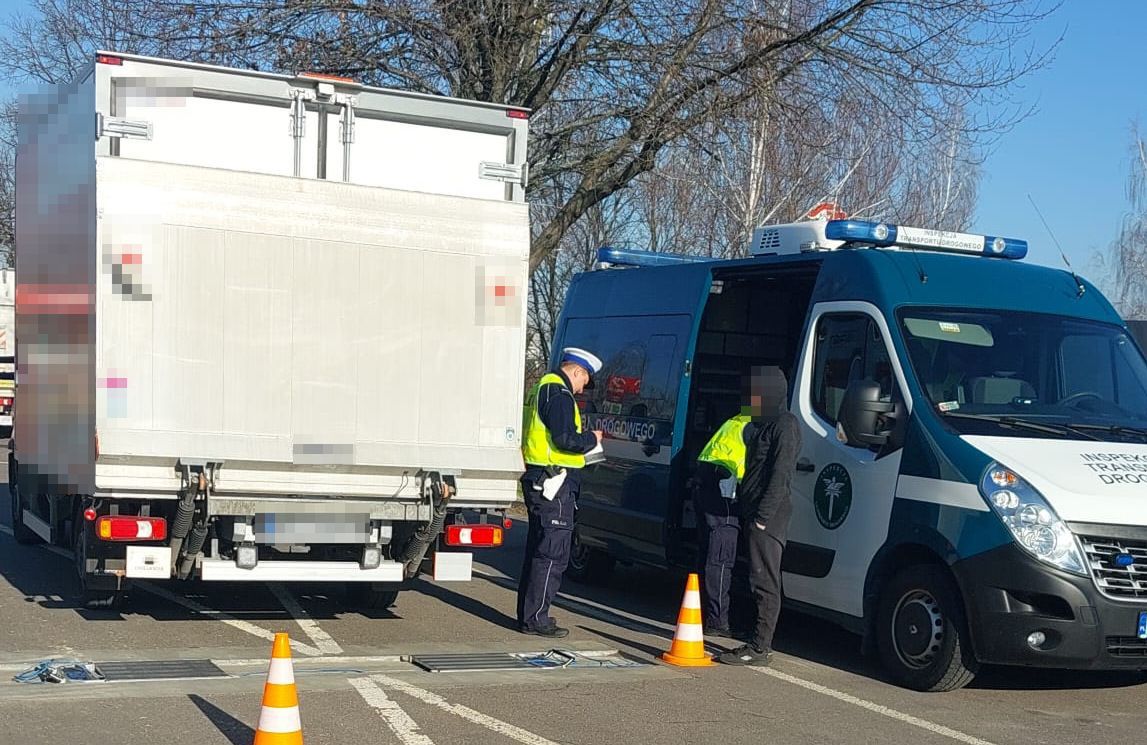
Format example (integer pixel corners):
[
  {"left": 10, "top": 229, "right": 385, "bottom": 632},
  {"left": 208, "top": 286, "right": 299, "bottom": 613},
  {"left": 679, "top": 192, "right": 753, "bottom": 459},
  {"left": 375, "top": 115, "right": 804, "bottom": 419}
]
[
  {"left": 750, "top": 667, "right": 998, "bottom": 745},
  {"left": 372, "top": 674, "right": 561, "bottom": 745},
  {"left": 268, "top": 583, "right": 343, "bottom": 655},
  {"left": 134, "top": 582, "right": 323, "bottom": 657},
  {"left": 349, "top": 677, "right": 437, "bottom": 745},
  {"left": 2, "top": 530, "right": 328, "bottom": 659}
]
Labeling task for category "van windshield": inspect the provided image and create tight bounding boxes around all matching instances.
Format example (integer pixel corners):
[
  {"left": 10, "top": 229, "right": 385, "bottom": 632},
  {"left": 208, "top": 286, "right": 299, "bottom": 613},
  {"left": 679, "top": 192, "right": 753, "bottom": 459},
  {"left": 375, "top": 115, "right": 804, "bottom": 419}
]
[{"left": 898, "top": 308, "right": 1147, "bottom": 441}]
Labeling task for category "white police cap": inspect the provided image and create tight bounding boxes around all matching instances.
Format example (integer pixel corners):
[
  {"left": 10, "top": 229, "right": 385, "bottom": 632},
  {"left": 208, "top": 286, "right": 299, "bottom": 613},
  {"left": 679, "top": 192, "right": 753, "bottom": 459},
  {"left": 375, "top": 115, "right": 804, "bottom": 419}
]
[{"left": 560, "top": 347, "right": 602, "bottom": 377}]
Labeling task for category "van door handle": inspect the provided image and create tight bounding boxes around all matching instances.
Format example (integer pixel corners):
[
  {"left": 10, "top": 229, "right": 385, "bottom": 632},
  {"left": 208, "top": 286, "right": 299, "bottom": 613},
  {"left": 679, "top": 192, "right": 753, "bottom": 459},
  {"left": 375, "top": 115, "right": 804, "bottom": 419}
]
[{"left": 796, "top": 459, "right": 816, "bottom": 473}]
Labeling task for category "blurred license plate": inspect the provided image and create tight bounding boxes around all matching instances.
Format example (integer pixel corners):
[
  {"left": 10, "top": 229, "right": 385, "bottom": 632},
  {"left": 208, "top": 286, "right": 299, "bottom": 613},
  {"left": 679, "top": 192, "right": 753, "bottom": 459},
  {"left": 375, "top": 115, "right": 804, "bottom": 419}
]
[
  {"left": 1139, "top": 611, "right": 1147, "bottom": 640},
  {"left": 254, "top": 513, "right": 369, "bottom": 544}
]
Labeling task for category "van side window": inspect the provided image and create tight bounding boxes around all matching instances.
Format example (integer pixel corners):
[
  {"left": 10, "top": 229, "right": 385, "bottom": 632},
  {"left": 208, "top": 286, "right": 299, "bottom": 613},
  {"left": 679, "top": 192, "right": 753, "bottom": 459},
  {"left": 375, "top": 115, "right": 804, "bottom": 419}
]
[{"left": 812, "top": 314, "right": 892, "bottom": 425}]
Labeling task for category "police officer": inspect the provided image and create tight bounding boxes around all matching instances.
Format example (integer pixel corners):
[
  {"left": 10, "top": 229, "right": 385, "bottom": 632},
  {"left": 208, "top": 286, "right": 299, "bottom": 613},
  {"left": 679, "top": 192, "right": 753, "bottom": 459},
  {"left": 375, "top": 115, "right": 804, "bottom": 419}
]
[
  {"left": 693, "top": 383, "right": 762, "bottom": 637},
  {"left": 516, "top": 347, "right": 604, "bottom": 638},
  {"left": 718, "top": 366, "right": 801, "bottom": 666}
]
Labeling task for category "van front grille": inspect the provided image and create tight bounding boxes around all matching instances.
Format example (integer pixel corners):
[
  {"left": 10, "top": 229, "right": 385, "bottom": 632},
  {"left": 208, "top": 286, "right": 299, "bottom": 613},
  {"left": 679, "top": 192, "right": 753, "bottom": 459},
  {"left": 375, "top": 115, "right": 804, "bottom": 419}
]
[{"left": 1080, "top": 535, "right": 1147, "bottom": 600}]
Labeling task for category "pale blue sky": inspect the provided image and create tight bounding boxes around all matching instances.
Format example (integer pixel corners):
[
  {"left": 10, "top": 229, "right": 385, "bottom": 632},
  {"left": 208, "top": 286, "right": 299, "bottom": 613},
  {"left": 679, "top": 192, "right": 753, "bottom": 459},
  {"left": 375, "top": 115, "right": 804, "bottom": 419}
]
[
  {"left": 0, "top": 0, "right": 1138, "bottom": 280},
  {"left": 970, "top": 2, "right": 1144, "bottom": 276}
]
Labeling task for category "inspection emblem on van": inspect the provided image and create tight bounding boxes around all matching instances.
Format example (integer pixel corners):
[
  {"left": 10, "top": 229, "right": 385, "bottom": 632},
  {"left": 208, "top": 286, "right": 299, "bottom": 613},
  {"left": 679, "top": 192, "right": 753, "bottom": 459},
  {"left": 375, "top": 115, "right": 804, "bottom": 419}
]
[{"left": 814, "top": 463, "right": 852, "bottom": 529}]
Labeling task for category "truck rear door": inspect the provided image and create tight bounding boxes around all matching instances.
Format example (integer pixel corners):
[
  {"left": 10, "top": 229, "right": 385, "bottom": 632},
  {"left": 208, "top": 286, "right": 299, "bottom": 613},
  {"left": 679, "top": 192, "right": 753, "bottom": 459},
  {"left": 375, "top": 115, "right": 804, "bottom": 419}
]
[{"left": 98, "top": 53, "right": 528, "bottom": 202}]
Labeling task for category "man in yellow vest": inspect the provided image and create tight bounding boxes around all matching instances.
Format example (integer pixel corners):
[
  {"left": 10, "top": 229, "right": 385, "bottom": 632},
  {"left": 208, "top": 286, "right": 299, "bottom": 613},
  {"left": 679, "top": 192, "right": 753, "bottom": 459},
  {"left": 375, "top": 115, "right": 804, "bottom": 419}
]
[
  {"left": 516, "top": 347, "right": 604, "bottom": 638},
  {"left": 693, "top": 375, "right": 762, "bottom": 638}
]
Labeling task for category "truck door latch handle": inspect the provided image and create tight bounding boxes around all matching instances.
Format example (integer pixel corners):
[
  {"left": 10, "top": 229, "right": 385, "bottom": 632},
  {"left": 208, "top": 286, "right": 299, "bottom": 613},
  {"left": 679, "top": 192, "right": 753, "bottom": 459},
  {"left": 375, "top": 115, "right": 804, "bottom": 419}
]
[{"left": 796, "top": 459, "right": 815, "bottom": 473}]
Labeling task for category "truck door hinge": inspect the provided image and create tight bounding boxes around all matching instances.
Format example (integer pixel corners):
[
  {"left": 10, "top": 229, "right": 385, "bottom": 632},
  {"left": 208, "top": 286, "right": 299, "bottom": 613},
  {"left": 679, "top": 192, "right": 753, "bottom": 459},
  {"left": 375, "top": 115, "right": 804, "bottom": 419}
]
[
  {"left": 479, "top": 161, "right": 529, "bottom": 188},
  {"left": 95, "top": 113, "right": 152, "bottom": 141}
]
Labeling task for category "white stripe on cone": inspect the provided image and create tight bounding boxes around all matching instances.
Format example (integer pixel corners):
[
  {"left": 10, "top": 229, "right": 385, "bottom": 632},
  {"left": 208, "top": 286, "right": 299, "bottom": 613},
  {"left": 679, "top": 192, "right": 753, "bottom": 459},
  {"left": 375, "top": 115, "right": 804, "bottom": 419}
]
[
  {"left": 674, "top": 624, "right": 704, "bottom": 642},
  {"left": 258, "top": 705, "right": 302, "bottom": 734},
  {"left": 683, "top": 590, "right": 701, "bottom": 608},
  {"left": 267, "top": 657, "right": 295, "bottom": 685}
]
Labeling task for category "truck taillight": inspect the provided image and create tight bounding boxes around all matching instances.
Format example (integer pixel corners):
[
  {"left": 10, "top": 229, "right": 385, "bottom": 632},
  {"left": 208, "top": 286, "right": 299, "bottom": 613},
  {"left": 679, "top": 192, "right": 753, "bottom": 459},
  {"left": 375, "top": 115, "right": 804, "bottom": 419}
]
[
  {"left": 96, "top": 54, "right": 123, "bottom": 66},
  {"left": 444, "top": 524, "right": 503, "bottom": 547},
  {"left": 506, "top": 109, "right": 529, "bottom": 120},
  {"left": 96, "top": 516, "right": 167, "bottom": 541}
]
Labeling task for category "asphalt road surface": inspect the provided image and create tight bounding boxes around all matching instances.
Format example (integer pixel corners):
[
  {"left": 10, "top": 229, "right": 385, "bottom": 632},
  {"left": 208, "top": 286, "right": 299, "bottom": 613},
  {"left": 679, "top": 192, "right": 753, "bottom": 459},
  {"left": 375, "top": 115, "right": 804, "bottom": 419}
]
[{"left": 2, "top": 455, "right": 1146, "bottom": 744}]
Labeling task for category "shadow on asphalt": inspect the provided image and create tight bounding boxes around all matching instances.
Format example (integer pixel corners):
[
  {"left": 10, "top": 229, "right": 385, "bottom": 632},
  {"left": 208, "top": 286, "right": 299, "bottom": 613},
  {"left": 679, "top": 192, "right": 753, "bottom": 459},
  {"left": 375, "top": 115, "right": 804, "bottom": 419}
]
[
  {"left": 4, "top": 494, "right": 1146, "bottom": 692},
  {"left": 189, "top": 694, "right": 255, "bottom": 744}
]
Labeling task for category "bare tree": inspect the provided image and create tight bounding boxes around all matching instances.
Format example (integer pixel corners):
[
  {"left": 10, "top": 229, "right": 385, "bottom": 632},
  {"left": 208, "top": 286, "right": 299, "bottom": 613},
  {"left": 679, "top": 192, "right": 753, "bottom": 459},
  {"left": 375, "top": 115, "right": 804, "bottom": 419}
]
[
  {"left": 1100, "top": 125, "right": 1147, "bottom": 320},
  {"left": 1, "top": 0, "right": 1056, "bottom": 272}
]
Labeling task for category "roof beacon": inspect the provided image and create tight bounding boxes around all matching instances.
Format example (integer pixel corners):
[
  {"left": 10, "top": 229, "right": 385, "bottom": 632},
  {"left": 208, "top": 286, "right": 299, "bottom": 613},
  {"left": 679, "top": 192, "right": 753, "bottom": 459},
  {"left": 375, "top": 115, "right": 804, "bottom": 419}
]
[{"left": 749, "top": 219, "right": 1027, "bottom": 260}]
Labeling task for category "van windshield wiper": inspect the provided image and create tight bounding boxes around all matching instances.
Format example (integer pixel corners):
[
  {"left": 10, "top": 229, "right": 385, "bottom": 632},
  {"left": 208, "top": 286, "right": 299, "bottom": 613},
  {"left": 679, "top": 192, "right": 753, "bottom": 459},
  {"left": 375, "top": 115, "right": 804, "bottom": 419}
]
[
  {"left": 1063, "top": 422, "right": 1147, "bottom": 441},
  {"left": 939, "top": 412, "right": 1101, "bottom": 439}
]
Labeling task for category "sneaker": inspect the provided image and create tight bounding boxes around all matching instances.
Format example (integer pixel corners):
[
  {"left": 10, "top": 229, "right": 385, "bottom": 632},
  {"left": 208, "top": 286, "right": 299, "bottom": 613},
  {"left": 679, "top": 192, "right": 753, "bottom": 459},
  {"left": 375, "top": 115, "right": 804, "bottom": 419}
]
[
  {"left": 718, "top": 643, "right": 772, "bottom": 666},
  {"left": 520, "top": 623, "right": 570, "bottom": 639}
]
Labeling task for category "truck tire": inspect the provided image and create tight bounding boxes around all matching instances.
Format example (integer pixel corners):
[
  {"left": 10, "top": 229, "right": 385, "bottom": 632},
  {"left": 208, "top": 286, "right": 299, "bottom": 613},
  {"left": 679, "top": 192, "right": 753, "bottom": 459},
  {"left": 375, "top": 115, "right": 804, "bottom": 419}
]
[
  {"left": 876, "top": 564, "right": 978, "bottom": 692},
  {"left": 8, "top": 459, "right": 40, "bottom": 545},
  {"left": 346, "top": 583, "right": 400, "bottom": 610},
  {"left": 566, "top": 528, "right": 615, "bottom": 584},
  {"left": 72, "top": 508, "right": 124, "bottom": 610}
]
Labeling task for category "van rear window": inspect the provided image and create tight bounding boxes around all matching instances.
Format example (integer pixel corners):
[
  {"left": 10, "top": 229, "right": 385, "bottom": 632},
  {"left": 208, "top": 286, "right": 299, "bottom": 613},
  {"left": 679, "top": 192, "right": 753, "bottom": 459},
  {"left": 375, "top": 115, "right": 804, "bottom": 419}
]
[{"left": 561, "top": 315, "right": 689, "bottom": 447}]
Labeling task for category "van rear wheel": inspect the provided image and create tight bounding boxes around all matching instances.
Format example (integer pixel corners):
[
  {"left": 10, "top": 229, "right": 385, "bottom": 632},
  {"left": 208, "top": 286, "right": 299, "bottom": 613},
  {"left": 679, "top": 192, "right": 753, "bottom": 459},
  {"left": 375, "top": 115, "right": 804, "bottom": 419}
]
[
  {"left": 876, "top": 564, "right": 978, "bottom": 692},
  {"left": 566, "top": 528, "right": 614, "bottom": 584}
]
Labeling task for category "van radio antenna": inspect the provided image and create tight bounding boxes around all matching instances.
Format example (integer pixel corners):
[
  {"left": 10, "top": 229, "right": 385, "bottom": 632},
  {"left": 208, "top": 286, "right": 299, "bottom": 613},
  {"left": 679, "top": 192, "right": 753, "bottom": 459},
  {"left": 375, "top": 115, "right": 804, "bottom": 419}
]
[{"left": 1027, "top": 193, "right": 1085, "bottom": 298}]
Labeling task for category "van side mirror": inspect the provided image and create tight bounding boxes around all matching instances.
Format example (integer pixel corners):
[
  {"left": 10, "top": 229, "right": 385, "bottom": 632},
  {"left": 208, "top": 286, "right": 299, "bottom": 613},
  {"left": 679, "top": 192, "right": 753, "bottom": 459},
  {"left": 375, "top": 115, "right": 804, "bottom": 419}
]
[{"left": 838, "top": 378, "right": 897, "bottom": 449}]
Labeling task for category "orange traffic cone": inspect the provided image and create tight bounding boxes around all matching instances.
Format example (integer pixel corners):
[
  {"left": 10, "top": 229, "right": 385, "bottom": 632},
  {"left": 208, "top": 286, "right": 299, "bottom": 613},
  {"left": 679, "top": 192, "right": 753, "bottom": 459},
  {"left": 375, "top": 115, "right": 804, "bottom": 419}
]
[
  {"left": 254, "top": 632, "right": 303, "bottom": 744},
  {"left": 660, "top": 572, "right": 714, "bottom": 667}
]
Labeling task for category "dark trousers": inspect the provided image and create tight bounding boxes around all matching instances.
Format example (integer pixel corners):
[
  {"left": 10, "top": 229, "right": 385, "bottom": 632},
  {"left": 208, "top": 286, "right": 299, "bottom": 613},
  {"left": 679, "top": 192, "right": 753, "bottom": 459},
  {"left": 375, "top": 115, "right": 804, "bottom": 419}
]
[
  {"left": 746, "top": 525, "right": 784, "bottom": 650},
  {"left": 516, "top": 472, "right": 577, "bottom": 630},
  {"left": 697, "top": 509, "right": 739, "bottom": 631}
]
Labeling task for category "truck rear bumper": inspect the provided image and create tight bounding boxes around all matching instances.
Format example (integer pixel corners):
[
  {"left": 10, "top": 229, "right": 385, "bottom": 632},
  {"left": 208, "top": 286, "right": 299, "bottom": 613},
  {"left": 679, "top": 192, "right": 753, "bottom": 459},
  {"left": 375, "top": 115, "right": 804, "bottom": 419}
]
[{"left": 200, "top": 558, "right": 404, "bottom": 583}]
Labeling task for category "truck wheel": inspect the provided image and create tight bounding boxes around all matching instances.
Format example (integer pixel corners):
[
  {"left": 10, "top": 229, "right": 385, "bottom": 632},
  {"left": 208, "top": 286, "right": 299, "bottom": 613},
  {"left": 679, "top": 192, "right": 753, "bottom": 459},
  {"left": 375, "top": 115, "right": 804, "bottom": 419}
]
[
  {"left": 566, "top": 529, "right": 615, "bottom": 584},
  {"left": 346, "top": 583, "right": 400, "bottom": 610},
  {"left": 72, "top": 509, "right": 124, "bottom": 610},
  {"left": 8, "top": 460, "right": 40, "bottom": 545},
  {"left": 876, "top": 564, "right": 978, "bottom": 692}
]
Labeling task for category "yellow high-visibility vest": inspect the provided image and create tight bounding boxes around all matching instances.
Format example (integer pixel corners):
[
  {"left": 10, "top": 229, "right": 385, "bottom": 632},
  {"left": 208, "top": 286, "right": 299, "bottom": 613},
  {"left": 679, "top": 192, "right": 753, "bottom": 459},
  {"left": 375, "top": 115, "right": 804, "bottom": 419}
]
[
  {"left": 697, "top": 415, "right": 751, "bottom": 481},
  {"left": 522, "top": 373, "right": 586, "bottom": 469}
]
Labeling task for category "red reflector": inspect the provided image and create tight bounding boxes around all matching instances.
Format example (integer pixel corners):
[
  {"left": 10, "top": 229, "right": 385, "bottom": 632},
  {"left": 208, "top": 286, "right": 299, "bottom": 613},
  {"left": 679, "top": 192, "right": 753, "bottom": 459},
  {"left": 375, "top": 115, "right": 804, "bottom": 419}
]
[
  {"left": 96, "top": 516, "right": 167, "bottom": 541},
  {"left": 503, "top": 518, "right": 513, "bottom": 530},
  {"left": 83, "top": 508, "right": 97, "bottom": 522},
  {"left": 96, "top": 54, "right": 123, "bottom": 66},
  {"left": 506, "top": 109, "right": 529, "bottom": 120},
  {"left": 444, "top": 524, "right": 503, "bottom": 547}
]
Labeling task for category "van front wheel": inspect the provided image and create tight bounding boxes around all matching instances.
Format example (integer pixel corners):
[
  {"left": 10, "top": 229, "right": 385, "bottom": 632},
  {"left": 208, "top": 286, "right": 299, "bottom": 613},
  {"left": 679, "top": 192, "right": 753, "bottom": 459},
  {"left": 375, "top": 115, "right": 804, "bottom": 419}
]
[{"left": 876, "top": 564, "right": 978, "bottom": 692}]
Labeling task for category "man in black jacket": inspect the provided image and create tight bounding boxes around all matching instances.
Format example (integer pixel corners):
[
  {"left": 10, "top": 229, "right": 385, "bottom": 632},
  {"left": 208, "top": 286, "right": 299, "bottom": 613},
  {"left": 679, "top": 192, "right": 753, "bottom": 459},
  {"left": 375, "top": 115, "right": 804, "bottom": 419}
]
[{"left": 719, "top": 366, "right": 801, "bottom": 666}]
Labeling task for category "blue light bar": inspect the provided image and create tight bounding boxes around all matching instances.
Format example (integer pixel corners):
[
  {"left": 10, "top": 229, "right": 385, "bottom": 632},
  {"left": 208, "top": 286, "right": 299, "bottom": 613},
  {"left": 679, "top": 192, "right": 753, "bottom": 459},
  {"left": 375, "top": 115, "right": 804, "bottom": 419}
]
[
  {"left": 823, "top": 220, "right": 1027, "bottom": 260},
  {"left": 595, "top": 246, "right": 710, "bottom": 268}
]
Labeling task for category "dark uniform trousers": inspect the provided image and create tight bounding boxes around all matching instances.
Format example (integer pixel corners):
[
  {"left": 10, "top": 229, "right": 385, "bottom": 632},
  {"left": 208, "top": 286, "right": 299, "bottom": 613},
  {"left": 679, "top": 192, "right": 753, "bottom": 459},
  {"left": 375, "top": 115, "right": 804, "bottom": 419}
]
[
  {"left": 695, "top": 484, "right": 739, "bottom": 630},
  {"left": 516, "top": 470, "right": 578, "bottom": 630},
  {"left": 746, "top": 523, "right": 785, "bottom": 650}
]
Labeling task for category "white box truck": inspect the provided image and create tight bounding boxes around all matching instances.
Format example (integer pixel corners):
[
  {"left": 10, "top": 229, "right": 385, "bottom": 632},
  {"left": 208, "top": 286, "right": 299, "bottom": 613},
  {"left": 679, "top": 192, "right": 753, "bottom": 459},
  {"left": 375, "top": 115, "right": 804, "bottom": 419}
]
[{"left": 11, "top": 52, "right": 530, "bottom": 608}]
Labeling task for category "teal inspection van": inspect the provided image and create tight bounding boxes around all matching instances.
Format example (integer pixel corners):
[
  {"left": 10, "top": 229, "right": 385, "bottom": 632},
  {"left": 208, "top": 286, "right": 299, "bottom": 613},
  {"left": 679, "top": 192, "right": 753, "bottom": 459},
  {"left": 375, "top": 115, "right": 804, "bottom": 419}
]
[{"left": 554, "top": 218, "right": 1147, "bottom": 691}]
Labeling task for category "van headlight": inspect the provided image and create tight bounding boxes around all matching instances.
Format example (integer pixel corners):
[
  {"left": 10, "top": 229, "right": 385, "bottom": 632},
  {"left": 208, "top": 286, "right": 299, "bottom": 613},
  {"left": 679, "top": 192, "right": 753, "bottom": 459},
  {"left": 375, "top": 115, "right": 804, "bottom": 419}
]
[{"left": 980, "top": 464, "right": 1087, "bottom": 575}]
